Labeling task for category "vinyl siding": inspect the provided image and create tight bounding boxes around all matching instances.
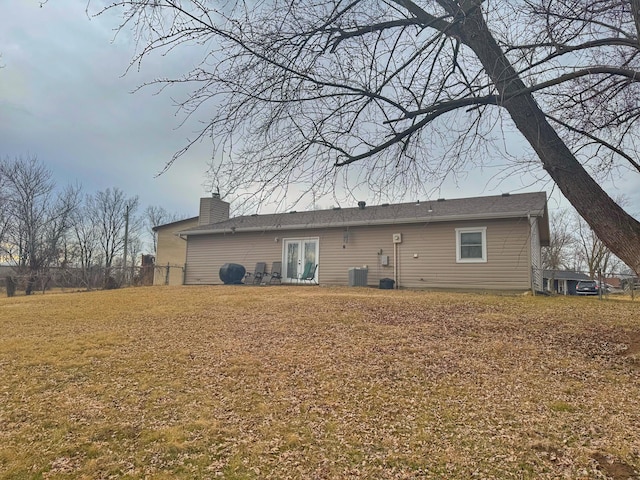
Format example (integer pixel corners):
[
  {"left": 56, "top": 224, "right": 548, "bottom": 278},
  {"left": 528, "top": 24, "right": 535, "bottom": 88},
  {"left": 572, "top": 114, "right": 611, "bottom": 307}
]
[
  {"left": 185, "top": 217, "right": 533, "bottom": 290},
  {"left": 154, "top": 218, "right": 198, "bottom": 285},
  {"left": 185, "top": 230, "right": 285, "bottom": 284}
]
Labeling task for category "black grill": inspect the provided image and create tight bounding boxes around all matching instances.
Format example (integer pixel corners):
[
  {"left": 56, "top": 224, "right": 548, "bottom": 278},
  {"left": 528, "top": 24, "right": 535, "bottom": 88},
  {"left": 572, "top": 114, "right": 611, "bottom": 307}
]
[{"left": 219, "top": 263, "right": 246, "bottom": 284}]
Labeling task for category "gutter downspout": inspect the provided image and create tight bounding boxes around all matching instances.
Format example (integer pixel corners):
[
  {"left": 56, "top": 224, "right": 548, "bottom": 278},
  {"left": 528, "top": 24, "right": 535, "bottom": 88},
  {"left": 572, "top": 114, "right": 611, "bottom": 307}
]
[{"left": 394, "top": 242, "right": 399, "bottom": 289}]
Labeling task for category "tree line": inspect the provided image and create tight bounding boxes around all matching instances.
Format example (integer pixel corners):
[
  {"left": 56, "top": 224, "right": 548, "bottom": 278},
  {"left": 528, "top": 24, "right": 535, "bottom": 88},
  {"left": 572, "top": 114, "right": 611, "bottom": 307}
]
[
  {"left": 0, "top": 155, "right": 184, "bottom": 294},
  {"left": 542, "top": 208, "right": 634, "bottom": 280}
]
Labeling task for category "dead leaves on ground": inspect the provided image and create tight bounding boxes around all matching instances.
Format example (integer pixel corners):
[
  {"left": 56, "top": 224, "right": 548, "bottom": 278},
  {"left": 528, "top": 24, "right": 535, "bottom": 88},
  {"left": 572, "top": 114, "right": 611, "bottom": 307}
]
[{"left": 0, "top": 287, "right": 639, "bottom": 479}]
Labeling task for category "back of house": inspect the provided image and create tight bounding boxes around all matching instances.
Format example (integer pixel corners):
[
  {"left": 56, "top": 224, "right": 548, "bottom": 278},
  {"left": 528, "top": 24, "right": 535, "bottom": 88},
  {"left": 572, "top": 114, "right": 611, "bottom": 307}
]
[{"left": 161, "top": 192, "right": 549, "bottom": 292}]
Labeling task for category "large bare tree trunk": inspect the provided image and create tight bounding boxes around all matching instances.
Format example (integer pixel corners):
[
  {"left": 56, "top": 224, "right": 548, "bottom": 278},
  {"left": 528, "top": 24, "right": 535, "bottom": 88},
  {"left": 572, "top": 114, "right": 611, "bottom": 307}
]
[{"left": 457, "top": 4, "right": 640, "bottom": 275}]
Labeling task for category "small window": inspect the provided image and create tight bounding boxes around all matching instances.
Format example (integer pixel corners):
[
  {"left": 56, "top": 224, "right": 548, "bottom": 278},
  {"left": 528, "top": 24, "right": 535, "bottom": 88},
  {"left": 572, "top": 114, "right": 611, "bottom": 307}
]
[{"left": 456, "top": 227, "right": 487, "bottom": 263}]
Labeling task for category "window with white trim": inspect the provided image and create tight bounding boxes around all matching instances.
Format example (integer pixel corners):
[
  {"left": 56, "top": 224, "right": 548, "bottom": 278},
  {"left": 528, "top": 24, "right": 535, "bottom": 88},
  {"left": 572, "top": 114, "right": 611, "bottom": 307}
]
[{"left": 455, "top": 227, "right": 487, "bottom": 263}]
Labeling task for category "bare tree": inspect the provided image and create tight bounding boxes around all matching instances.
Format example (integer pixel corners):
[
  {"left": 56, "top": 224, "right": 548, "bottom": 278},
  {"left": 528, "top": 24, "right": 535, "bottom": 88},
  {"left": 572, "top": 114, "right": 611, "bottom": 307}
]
[
  {"left": 574, "top": 196, "right": 630, "bottom": 276},
  {"left": 0, "top": 165, "right": 10, "bottom": 250},
  {"left": 126, "top": 235, "right": 144, "bottom": 270},
  {"left": 0, "top": 156, "right": 80, "bottom": 294},
  {"left": 575, "top": 213, "right": 622, "bottom": 278},
  {"left": 542, "top": 209, "right": 575, "bottom": 272},
  {"left": 124, "top": 207, "right": 144, "bottom": 280},
  {"left": 144, "top": 205, "right": 185, "bottom": 254},
  {"left": 98, "top": 0, "right": 640, "bottom": 273},
  {"left": 88, "top": 187, "right": 139, "bottom": 284},
  {"left": 70, "top": 193, "right": 102, "bottom": 288}
]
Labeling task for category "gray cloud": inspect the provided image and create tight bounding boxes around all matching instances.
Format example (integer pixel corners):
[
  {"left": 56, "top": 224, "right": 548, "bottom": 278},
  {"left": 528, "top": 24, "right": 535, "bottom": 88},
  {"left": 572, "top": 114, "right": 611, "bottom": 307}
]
[{"left": 1, "top": 0, "right": 210, "bottom": 217}]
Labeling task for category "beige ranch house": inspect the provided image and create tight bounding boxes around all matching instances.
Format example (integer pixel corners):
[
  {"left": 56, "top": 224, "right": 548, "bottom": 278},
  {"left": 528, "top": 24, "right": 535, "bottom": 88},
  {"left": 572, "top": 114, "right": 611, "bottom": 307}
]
[{"left": 155, "top": 192, "right": 549, "bottom": 291}]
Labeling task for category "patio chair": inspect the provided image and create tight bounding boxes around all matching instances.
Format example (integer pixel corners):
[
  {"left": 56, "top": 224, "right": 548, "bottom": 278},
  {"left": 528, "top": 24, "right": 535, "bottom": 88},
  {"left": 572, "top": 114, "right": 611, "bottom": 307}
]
[
  {"left": 268, "top": 261, "right": 282, "bottom": 284},
  {"left": 245, "top": 262, "right": 267, "bottom": 284},
  {"left": 299, "top": 262, "right": 318, "bottom": 285}
]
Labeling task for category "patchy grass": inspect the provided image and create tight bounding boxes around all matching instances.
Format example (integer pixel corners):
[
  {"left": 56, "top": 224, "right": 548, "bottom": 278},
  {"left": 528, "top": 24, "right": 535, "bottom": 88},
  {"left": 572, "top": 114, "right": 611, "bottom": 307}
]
[{"left": 1, "top": 286, "right": 639, "bottom": 479}]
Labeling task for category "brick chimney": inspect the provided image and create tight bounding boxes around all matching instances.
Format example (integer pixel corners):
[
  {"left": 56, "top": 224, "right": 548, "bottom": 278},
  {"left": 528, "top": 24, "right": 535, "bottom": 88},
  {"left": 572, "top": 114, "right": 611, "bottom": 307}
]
[{"left": 198, "top": 193, "right": 230, "bottom": 226}]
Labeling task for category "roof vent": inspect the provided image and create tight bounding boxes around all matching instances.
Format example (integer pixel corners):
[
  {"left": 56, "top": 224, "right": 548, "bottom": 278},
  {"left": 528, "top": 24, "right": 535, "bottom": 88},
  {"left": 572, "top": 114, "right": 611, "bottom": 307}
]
[
  {"left": 358, "top": 201, "right": 366, "bottom": 209},
  {"left": 502, "top": 192, "right": 511, "bottom": 197},
  {"left": 333, "top": 206, "right": 341, "bottom": 210},
  {"left": 288, "top": 210, "right": 297, "bottom": 214}
]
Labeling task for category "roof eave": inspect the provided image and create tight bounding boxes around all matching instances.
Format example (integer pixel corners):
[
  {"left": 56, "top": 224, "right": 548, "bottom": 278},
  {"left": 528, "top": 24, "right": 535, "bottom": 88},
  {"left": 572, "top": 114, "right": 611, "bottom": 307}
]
[
  {"left": 152, "top": 216, "right": 198, "bottom": 232},
  {"left": 179, "top": 209, "right": 546, "bottom": 236}
]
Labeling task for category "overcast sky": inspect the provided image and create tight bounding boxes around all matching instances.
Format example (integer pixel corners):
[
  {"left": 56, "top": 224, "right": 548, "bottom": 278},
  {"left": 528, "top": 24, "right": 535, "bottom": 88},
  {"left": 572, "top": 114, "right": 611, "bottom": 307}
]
[
  {"left": 1, "top": 0, "right": 639, "bottom": 220},
  {"left": 1, "top": 0, "right": 212, "bottom": 217}
]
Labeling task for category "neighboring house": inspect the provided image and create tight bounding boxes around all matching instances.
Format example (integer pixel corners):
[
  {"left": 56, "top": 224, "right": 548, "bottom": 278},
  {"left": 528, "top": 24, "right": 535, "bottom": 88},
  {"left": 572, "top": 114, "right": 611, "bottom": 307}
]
[
  {"left": 543, "top": 270, "right": 591, "bottom": 295},
  {"left": 603, "top": 277, "right": 622, "bottom": 290},
  {"left": 152, "top": 217, "right": 198, "bottom": 285},
  {"left": 171, "top": 191, "right": 549, "bottom": 291}
]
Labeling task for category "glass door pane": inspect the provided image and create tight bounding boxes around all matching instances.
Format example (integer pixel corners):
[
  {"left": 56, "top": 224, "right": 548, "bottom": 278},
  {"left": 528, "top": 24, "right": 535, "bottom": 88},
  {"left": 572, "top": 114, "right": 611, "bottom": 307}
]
[
  {"left": 286, "top": 241, "right": 300, "bottom": 280},
  {"left": 303, "top": 240, "right": 317, "bottom": 281},
  {"left": 304, "top": 241, "right": 316, "bottom": 265}
]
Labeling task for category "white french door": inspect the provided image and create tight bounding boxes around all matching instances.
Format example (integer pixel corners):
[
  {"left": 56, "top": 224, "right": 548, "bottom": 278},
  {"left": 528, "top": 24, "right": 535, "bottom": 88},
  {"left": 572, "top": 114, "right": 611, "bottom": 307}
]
[{"left": 283, "top": 238, "right": 319, "bottom": 283}]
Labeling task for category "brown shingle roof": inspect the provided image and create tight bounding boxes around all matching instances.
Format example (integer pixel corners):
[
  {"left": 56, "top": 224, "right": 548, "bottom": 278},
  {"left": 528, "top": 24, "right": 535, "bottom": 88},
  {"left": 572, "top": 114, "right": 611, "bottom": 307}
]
[
  {"left": 152, "top": 216, "right": 198, "bottom": 232},
  {"left": 180, "top": 192, "right": 548, "bottom": 243}
]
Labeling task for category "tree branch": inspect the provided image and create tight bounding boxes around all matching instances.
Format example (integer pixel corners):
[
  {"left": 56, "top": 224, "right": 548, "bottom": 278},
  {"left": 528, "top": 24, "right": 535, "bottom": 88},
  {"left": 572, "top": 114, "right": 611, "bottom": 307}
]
[{"left": 546, "top": 113, "right": 640, "bottom": 173}]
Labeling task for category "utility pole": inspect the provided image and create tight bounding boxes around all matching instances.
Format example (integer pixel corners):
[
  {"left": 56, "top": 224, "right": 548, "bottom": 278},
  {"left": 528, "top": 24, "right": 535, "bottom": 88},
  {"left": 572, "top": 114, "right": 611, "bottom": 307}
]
[{"left": 123, "top": 204, "right": 129, "bottom": 286}]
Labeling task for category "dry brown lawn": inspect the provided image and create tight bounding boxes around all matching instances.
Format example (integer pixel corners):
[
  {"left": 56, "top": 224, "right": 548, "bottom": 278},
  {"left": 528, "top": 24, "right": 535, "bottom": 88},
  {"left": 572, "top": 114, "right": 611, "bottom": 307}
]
[{"left": 0, "top": 286, "right": 639, "bottom": 479}]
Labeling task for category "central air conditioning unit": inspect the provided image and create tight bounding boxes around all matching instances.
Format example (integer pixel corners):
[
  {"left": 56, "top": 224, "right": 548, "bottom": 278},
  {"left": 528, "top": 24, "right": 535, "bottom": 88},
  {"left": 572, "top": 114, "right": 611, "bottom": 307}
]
[
  {"left": 348, "top": 267, "right": 368, "bottom": 287},
  {"left": 392, "top": 233, "right": 402, "bottom": 243}
]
